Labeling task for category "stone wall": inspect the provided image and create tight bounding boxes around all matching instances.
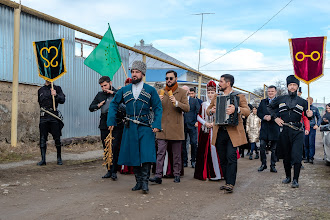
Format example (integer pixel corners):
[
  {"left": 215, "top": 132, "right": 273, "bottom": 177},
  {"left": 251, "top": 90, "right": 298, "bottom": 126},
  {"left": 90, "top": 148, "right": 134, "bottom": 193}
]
[{"left": 0, "top": 81, "right": 40, "bottom": 143}]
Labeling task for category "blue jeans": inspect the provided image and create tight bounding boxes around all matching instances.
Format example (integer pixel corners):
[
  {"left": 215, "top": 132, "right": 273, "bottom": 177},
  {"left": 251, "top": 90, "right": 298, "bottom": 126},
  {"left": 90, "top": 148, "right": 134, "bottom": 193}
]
[{"left": 304, "top": 128, "right": 316, "bottom": 159}]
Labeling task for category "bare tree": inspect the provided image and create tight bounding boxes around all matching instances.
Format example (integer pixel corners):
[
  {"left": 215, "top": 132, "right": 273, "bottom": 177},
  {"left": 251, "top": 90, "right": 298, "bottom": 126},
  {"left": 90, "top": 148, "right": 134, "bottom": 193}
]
[{"left": 252, "top": 80, "right": 288, "bottom": 102}]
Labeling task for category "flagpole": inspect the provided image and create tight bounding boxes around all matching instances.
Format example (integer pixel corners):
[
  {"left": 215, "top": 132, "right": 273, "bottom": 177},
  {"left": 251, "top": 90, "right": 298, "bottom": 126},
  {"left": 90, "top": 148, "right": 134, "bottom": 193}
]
[
  {"left": 307, "top": 84, "right": 310, "bottom": 111},
  {"left": 51, "top": 82, "right": 56, "bottom": 111},
  {"left": 121, "top": 62, "right": 128, "bottom": 78}
]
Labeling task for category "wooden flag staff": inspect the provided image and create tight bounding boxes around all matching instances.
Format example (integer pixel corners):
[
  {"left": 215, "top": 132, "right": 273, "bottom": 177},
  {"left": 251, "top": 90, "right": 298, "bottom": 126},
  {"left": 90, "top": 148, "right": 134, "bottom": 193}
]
[
  {"left": 307, "top": 84, "right": 310, "bottom": 111},
  {"left": 51, "top": 82, "right": 56, "bottom": 111},
  {"left": 121, "top": 62, "right": 128, "bottom": 78}
]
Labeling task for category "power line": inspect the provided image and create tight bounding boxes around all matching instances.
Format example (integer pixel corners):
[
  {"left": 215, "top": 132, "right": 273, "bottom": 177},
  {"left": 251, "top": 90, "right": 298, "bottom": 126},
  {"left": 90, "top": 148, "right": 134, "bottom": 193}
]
[
  {"left": 200, "top": 0, "right": 294, "bottom": 68},
  {"left": 201, "top": 67, "right": 330, "bottom": 72}
]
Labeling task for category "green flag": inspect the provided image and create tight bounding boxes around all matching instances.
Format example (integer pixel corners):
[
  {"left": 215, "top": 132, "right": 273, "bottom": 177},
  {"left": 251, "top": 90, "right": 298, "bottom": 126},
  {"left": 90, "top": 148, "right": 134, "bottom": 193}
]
[{"left": 84, "top": 25, "right": 122, "bottom": 80}]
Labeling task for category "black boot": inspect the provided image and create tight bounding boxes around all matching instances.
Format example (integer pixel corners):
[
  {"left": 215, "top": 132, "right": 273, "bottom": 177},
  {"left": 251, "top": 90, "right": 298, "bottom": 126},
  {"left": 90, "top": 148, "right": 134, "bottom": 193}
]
[
  {"left": 258, "top": 164, "right": 267, "bottom": 172},
  {"left": 37, "top": 147, "right": 47, "bottom": 166},
  {"left": 132, "top": 166, "right": 142, "bottom": 191},
  {"left": 56, "top": 145, "right": 63, "bottom": 165},
  {"left": 254, "top": 152, "right": 259, "bottom": 159},
  {"left": 110, "top": 165, "right": 117, "bottom": 180},
  {"left": 102, "top": 170, "right": 112, "bottom": 178},
  {"left": 282, "top": 177, "right": 291, "bottom": 184},
  {"left": 249, "top": 153, "right": 253, "bottom": 160},
  {"left": 149, "top": 176, "right": 162, "bottom": 184},
  {"left": 293, "top": 163, "right": 301, "bottom": 182},
  {"left": 141, "top": 163, "right": 151, "bottom": 194},
  {"left": 291, "top": 179, "right": 299, "bottom": 188}
]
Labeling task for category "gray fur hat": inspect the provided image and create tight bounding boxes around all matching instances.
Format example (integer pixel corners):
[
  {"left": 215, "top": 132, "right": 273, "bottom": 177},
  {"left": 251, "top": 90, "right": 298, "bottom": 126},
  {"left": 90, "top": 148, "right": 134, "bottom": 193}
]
[{"left": 131, "top": 61, "right": 146, "bottom": 75}]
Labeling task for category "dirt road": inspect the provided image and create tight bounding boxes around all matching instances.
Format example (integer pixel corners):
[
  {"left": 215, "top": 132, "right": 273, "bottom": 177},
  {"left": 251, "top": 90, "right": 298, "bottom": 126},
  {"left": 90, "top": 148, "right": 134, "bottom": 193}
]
[{"left": 1, "top": 133, "right": 329, "bottom": 220}]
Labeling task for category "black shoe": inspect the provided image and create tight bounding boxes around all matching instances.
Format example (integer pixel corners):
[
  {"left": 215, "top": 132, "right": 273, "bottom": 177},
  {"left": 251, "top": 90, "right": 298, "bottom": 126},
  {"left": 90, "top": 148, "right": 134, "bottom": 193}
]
[
  {"left": 258, "top": 165, "right": 267, "bottom": 172},
  {"left": 174, "top": 176, "right": 180, "bottom": 183},
  {"left": 142, "top": 182, "right": 149, "bottom": 194},
  {"left": 132, "top": 182, "right": 142, "bottom": 191},
  {"left": 282, "top": 177, "right": 291, "bottom": 184},
  {"left": 304, "top": 159, "right": 310, "bottom": 163},
  {"left": 270, "top": 166, "right": 277, "bottom": 173},
  {"left": 291, "top": 179, "right": 299, "bottom": 188},
  {"left": 191, "top": 162, "right": 196, "bottom": 168},
  {"left": 102, "top": 171, "right": 112, "bottom": 178},
  {"left": 255, "top": 153, "right": 259, "bottom": 160},
  {"left": 241, "top": 154, "right": 245, "bottom": 158},
  {"left": 111, "top": 173, "right": 117, "bottom": 181},
  {"left": 309, "top": 159, "right": 314, "bottom": 164},
  {"left": 149, "top": 177, "right": 162, "bottom": 184},
  {"left": 249, "top": 154, "right": 253, "bottom": 160},
  {"left": 57, "top": 157, "right": 63, "bottom": 165},
  {"left": 183, "top": 162, "right": 188, "bottom": 167},
  {"left": 37, "top": 160, "right": 46, "bottom": 166}
]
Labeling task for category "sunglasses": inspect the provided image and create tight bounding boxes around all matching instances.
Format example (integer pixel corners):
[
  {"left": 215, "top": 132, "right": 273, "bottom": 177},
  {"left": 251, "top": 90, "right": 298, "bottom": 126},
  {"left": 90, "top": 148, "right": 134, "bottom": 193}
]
[{"left": 165, "top": 77, "right": 174, "bottom": 81}]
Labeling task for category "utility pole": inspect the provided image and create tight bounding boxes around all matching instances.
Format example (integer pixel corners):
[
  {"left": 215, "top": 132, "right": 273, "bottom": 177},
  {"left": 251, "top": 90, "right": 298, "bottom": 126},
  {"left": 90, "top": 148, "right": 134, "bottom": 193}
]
[{"left": 192, "top": 12, "right": 214, "bottom": 98}]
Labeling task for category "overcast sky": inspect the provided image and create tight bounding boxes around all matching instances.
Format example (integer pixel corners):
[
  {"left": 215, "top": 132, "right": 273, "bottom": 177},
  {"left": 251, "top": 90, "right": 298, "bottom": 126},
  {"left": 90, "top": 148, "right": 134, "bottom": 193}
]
[{"left": 16, "top": 0, "right": 330, "bottom": 103}]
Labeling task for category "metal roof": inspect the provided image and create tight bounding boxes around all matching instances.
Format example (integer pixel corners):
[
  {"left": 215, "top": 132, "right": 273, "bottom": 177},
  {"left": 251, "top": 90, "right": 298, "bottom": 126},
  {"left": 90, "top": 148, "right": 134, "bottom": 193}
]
[{"left": 129, "top": 43, "right": 195, "bottom": 70}]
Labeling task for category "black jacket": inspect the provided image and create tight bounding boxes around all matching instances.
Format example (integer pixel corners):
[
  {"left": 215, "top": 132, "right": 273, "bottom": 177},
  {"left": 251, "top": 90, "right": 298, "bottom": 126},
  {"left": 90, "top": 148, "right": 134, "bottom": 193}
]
[
  {"left": 257, "top": 98, "right": 280, "bottom": 141},
  {"left": 89, "top": 88, "right": 125, "bottom": 130},
  {"left": 184, "top": 97, "right": 201, "bottom": 129},
  {"left": 38, "top": 84, "right": 65, "bottom": 109},
  {"left": 268, "top": 94, "right": 309, "bottom": 124}
]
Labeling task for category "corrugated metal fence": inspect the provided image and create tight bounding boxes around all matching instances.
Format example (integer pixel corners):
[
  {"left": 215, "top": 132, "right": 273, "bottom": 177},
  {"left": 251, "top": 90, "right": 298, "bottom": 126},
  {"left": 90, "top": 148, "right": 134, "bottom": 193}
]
[{"left": 0, "top": 4, "right": 128, "bottom": 138}]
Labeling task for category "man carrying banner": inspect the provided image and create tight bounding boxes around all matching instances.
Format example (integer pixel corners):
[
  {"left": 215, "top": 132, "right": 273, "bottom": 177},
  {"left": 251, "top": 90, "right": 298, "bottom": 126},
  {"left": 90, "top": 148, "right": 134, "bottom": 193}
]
[
  {"left": 107, "top": 61, "right": 162, "bottom": 194},
  {"left": 37, "top": 80, "right": 65, "bottom": 165},
  {"left": 33, "top": 38, "right": 67, "bottom": 166},
  {"left": 268, "top": 75, "right": 313, "bottom": 188}
]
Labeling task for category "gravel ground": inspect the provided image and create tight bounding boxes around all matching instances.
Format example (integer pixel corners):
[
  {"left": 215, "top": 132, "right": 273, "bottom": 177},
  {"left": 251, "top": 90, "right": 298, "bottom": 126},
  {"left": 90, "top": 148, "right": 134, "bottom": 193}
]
[{"left": 0, "top": 132, "right": 329, "bottom": 220}]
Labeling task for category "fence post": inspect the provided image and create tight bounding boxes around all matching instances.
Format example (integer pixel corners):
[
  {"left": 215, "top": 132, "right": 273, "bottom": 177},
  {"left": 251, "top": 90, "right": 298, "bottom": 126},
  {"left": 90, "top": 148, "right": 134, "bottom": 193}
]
[{"left": 11, "top": 5, "right": 21, "bottom": 147}]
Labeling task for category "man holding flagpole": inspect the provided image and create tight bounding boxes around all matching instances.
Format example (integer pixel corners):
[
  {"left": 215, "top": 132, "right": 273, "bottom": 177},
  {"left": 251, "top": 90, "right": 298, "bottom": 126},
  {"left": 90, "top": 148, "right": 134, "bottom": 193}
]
[
  {"left": 268, "top": 75, "right": 313, "bottom": 188},
  {"left": 84, "top": 25, "right": 128, "bottom": 180}
]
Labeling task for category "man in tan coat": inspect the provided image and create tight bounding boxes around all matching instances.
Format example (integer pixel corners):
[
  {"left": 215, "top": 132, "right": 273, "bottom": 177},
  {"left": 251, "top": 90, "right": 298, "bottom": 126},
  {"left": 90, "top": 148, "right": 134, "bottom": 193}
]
[
  {"left": 207, "top": 74, "right": 250, "bottom": 193},
  {"left": 149, "top": 70, "right": 190, "bottom": 184}
]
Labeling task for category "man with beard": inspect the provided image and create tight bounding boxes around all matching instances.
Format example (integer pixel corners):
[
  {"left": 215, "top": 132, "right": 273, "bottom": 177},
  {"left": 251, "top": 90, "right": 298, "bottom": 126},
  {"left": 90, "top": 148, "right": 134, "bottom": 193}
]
[
  {"left": 107, "top": 61, "right": 162, "bottom": 194},
  {"left": 89, "top": 76, "right": 125, "bottom": 180},
  {"left": 257, "top": 85, "right": 280, "bottom": 173},
  {"left": 268, "top": 75, "right": 313, "bottom": 188},
  {"left": 149, "top": 70, "right": 189, "bottom": 184},
  {"left": 206, "top": 74, "right": 250, "bottom": 193}
]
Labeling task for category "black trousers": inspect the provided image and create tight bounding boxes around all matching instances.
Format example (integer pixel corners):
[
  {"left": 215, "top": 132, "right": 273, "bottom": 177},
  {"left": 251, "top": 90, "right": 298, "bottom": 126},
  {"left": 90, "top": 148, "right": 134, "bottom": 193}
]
[
  {"left": 100, "top": 126, "right": 123, "bottom": 173},
  {"left": 39, "top": 120, "right": 61, "bottom": 147},
  {"left": 215, "top": 127, "right": 237, "bottom": 186},
  {"left": 260, "top": 140, "right": 277, "bottom": 167},
  {"left": 183, "top": 126, "right": 198, "bottom": 163},
  {"left": 279, "top": 127, "right": 304, "bottom": 181}
]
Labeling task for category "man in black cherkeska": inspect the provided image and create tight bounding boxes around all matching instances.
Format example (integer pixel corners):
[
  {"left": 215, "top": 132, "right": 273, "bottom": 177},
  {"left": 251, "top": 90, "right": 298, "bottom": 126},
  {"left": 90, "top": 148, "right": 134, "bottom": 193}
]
[
  {"left": 89, "top": 76, "right": 125, "bottom": 180},
  {"left": 268, "top": 75, "right": 313, "bottom": 188},
  {"left": 37, "top": 80, "right": 66, "bottom": 166}
]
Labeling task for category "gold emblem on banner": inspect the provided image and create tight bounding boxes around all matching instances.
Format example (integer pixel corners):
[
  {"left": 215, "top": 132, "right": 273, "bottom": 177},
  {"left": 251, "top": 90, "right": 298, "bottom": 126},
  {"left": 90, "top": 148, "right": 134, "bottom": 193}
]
[
  {"left": 295, "top": 51, "right": 320, "bottom": 62},
  {"left": 40, "top": 46, "right": 59, "bottom": 68}
]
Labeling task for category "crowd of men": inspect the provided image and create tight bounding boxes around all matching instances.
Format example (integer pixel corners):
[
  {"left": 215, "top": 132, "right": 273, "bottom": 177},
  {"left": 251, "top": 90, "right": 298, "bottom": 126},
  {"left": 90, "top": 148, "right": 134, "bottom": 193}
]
[{"left": 37, "top": 60, "right": 329, "bottom": 194}]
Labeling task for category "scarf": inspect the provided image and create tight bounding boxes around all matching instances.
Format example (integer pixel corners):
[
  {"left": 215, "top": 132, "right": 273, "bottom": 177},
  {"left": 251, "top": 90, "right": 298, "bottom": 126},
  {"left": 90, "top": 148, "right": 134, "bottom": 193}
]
[{"left": 165, "top": 82, "right": 178, "bottom": 92}]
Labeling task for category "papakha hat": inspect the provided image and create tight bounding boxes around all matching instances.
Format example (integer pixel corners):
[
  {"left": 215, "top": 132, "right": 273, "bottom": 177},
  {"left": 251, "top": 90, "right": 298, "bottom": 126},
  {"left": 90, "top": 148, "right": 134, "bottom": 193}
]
[{"left": 131, "top": 61, "right": 146, "bottom": 76}]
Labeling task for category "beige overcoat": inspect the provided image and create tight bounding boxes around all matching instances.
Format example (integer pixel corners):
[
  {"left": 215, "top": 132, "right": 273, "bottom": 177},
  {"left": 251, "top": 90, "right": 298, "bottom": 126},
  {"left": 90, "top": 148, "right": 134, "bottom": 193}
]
[{"left": 156, "top": 87, "right": 189, "bottom": 140}]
